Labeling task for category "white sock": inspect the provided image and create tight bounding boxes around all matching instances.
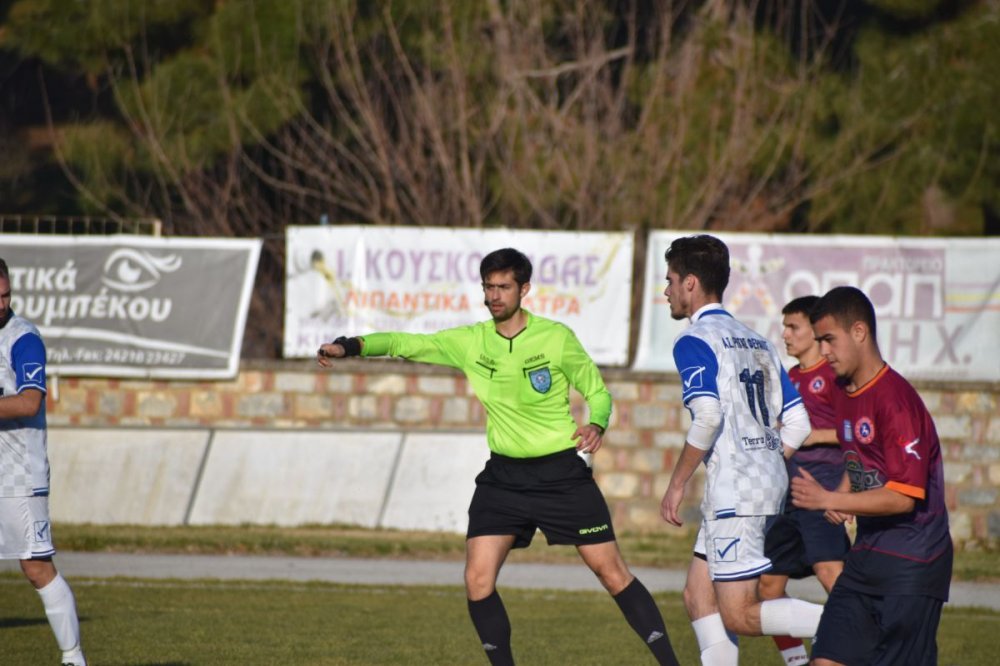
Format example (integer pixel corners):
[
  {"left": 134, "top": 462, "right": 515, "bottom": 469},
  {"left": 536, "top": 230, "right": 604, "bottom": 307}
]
[
  {"left": 692, "top": 613, "right": 739, "bottom": 666},
  {"left": 760, "top": 598, "right": 824, "bottom": 638},
  {"left": 37, "top": 573, "right": 83, "bottom": 655}
]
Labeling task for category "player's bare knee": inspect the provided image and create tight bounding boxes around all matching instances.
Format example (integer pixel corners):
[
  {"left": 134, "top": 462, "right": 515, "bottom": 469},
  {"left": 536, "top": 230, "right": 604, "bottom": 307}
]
[
  {"left": 20, "top": 558, "right": 56, "bottom": 589},
  {"left": 718, "top": 604, "right": 756, "bottom": 636},
  {"left": 757, "top": 575, "right": 785, "bottom": 600},
  {"left": 813, "top": 562, "right": 842, "bottom": 593},
  {"left": 681, "top": 583, "right": 703, "bottom": 618},
  {"left": 595, "top": 566, "right": 632, "bottom": 595},
  {"left": 464, "top": 567, "right": 497, "bottom": 600}
]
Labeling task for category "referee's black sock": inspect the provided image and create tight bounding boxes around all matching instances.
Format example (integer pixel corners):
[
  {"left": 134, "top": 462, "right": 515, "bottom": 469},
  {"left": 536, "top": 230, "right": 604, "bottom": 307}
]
[
  {"left": 613, "top": 578, "right": 680, "bottom": 666},
  {"left": 468, "top": 590, "right": 515, "bottom": 665}
]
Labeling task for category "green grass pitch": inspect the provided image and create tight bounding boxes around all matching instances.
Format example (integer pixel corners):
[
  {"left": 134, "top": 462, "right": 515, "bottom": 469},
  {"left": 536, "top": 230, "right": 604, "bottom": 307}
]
[{"left": 2, "top": 574, "right": 997, "bottom": 665}]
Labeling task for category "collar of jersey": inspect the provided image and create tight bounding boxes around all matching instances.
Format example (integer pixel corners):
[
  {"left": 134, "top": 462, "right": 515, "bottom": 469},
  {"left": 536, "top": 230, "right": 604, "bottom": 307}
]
[
  {"left": 492, "top": 308, "right": 533, "bottom": 340},
  {"left": 692, "top": 303, "right": 730, "bottom": 322}
]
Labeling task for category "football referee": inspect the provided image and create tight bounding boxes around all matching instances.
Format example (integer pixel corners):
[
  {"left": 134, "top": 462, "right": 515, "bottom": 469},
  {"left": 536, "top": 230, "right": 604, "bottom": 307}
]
[{"left": 318, "top": 248, "right": 678, "bottom": 665}]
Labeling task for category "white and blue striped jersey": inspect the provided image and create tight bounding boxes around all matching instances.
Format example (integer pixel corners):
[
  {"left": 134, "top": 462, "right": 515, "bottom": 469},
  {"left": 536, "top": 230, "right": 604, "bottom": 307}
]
[
  {"left": 0, "top": 313, "right": 49, "bottom": 498},
  {"left": 674, "top": 304, "right": 803, "bottom": 518}
]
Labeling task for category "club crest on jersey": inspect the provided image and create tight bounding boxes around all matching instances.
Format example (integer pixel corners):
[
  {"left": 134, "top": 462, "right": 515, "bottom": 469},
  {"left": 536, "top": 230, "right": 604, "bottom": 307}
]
[
  {"left": 854, "top": 417, "right": 875, "bottom": 445},
  {"left": 809, "top": 376, "right": 826, "bottom": 394},
  {"left": 528, "top": 367, "right": 552, "bottom": 394}
]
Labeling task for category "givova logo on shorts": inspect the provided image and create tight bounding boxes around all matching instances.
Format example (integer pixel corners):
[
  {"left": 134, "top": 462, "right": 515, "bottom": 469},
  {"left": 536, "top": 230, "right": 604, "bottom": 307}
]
[{"left": 578, "top": 523, "right": 609, "bottom": 535}]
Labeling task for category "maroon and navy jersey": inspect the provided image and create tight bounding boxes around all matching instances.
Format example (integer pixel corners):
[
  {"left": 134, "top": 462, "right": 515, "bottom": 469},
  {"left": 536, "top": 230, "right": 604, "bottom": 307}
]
[
  {"left": 832, "top": 365, "right": 952, "bottom": 599},
  {"left": 786, "top": 360, "right": 843, "bottom": 492}
]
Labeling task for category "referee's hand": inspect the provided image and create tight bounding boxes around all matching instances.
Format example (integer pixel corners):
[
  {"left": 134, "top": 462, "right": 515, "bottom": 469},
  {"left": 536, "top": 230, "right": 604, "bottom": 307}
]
[
  {"left": 572, "top": 424, "right": 604, "bottom": 454},
  {"left": 316, "top": 343, "right": 345, "bottom": 367}
]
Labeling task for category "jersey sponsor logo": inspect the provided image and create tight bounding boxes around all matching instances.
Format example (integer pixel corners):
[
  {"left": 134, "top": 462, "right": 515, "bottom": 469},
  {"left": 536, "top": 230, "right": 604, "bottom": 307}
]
[
  {"left": 902, "top": 437, "right": 922, "bottom": 460},
  {"left": 23, "top": 362, "right": 44, "bottom": 383},
  {"left": 740, "top": 430, "right": 782, "bottom": 452},
  {"left": 842, "top": 419, "right": 853, "bottom": 442},
  {"left": 578, "top": 523, "right": 609, "bottom": 535},
  {"left": 524, "top": 353, "right": 546, "bottom": 364},
  {"left": 844, "top": 451, "right": 864, "bottom": 492},
  {"left": 528, "top": 367, "right": 552, "bottom": 393},
  {"left": 844, "top": 450, "right": 883, "bottom": 491},
  {"left": 854, "top": 417, "right": 875, "bottom": 445},
  {"left": 713, "top": 537, "right": 740, "bottom": 562},
  {"left": 809, "top": 376, "right": 826, "bottom": 394},
  {"left": 681, "top": 365, "right": 706, "bottom": 390}
]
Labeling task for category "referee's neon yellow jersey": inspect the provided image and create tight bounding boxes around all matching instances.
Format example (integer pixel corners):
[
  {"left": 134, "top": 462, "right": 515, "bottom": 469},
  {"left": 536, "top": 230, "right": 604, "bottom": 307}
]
[{"left": 360, "top": 310, "right": 612, "bottom": 459}]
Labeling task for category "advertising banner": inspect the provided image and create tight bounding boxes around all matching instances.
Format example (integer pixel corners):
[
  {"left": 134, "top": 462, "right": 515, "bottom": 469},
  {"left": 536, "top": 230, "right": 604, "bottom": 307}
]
[
  {"left": 284, "top": 226, "right": 633, "bottom": 365},
  {"left": 1, "top": 235, "right": 260, "bottom": 378},
  {"left": 634, "top": 231, "right": 1000, "bottom": 381}
]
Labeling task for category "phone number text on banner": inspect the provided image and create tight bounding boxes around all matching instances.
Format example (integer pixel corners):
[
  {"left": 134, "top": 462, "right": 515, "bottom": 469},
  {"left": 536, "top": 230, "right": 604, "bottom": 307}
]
[{"left": 284, "top": 226, "right": 633, "bottom": 366}]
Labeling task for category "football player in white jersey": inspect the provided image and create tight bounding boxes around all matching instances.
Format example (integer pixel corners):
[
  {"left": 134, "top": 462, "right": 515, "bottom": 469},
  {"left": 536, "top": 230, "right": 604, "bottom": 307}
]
[
  {"left": 0, "top": 258, "right": 86, "bottom": 666},
  {"left": 657, "top": 235, "right": 823, "bottom": 666}
]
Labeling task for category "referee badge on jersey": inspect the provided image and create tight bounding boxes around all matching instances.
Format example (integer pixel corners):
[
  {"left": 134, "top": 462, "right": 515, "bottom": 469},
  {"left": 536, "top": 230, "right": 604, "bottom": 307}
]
[{"left": 528, "top": 367, "right": 552, "bottom": 394}]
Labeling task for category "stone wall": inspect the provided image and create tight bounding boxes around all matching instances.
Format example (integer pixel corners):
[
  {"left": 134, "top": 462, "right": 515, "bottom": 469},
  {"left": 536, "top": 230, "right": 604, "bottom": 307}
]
[{"left": 46, "top": 359, "right": 1000, "bottom": 543}]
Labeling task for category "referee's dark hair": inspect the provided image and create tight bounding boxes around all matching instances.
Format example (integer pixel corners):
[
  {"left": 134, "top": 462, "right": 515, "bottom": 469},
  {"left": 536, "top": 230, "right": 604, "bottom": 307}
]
[
  {"left": 664, "top": 234, "right": 730, "bottom": 298},
  {"left": 810, "top": 286, "right": 877, "bottom": 339},
  {"left": 0, "top": 257, "right": 8, "bottom": 280},
  {"left": 782, "top": 294, "right": 820, "bottom": 318},
  {"left": 480, "top": 248, "right": 532, "bottom": 286}
]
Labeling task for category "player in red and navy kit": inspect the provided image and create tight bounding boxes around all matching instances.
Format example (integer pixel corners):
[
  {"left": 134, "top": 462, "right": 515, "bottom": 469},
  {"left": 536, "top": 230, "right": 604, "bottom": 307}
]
[
  {"left": 760, "top": 296, "right": 849, "bottom": 666},
  {"left": 791, "top": 286, "right": 952, "bottom": 666}
]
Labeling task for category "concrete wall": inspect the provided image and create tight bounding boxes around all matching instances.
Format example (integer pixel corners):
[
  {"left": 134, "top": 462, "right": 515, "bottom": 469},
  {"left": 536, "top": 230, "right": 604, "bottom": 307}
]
[
  {"left": 48, "top": 427, "right": 487, "bottom": 533},
  {"left": 44, "top": 360, "right": 1000, "bottom": 542}
]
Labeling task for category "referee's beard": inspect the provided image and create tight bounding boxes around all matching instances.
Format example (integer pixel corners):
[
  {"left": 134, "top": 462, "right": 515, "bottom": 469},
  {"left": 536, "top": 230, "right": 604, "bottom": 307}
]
[{"left": 486, "top": 298, "right": 521, "bottom": 324}]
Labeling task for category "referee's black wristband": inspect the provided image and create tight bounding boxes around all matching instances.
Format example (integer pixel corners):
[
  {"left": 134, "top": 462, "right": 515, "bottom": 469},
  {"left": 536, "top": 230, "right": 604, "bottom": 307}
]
[{"left": 334, "top": 336, "right": 362, "bottom": 357}]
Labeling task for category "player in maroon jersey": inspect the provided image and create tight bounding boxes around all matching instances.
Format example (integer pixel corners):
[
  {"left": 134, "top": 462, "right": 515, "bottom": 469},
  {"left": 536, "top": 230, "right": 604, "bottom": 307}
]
[
  {"left": 791, "top": 286, "right": 952, "bottom": 666},
  {"left": 760, "top": 296, "right": 850, "bottom": 666}
]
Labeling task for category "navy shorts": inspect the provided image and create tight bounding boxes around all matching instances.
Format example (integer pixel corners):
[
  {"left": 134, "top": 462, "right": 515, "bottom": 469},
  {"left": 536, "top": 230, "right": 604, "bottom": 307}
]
[
  {"left": 467, "top": 448, "right": 616, "bottom": 549},
  {"left": 812, "top": 583, "right": 944, "bottom": 665},
  {"left": 764, "top": 509, "right": 850, "bottom": 579}
]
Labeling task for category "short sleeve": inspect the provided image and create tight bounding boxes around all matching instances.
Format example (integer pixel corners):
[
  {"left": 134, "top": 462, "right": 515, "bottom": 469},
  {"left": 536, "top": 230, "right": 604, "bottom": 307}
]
[
  {"left": 779, "top": 366, "right": 803, "bottom": 415},
  {"left": 880, "top": 399, "right": 931, "bottom": 500},
  {"left": 12, "top": 332, "right": 47, "bottom": 394}
]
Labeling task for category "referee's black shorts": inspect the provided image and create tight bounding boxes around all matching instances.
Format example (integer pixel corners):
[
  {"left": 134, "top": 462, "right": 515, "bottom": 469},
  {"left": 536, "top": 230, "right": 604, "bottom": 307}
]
[{"left": 467, "top": 447, "right": 616, "bottom": 549}]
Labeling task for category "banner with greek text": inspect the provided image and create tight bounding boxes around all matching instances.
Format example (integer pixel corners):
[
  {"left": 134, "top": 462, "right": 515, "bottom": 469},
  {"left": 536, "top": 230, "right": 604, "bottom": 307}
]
[
  {"left": 284, "top": 226, "right": 633, "bottom": 365},
  {"left": 634, "top": 231, "right": 1000, "bottom": 381},
  {"left": 1, "top": 235, "right": 260, "bottom": 379}
]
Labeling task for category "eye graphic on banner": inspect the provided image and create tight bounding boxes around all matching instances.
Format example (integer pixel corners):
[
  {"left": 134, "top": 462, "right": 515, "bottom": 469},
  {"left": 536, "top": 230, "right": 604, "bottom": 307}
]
[{"left": 102, "top": 249, "right": 182, "bottom": 292}]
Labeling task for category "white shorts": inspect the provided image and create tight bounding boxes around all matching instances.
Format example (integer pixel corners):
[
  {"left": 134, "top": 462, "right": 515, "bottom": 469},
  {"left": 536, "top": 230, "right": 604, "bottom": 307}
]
[
  {"left": 693, "top": 515, "right": 772, "bottom": 581},
  {"left": 0, "top": 495, "right": 56, "bottom": 560}
]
